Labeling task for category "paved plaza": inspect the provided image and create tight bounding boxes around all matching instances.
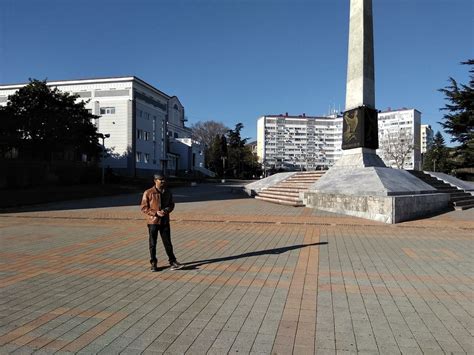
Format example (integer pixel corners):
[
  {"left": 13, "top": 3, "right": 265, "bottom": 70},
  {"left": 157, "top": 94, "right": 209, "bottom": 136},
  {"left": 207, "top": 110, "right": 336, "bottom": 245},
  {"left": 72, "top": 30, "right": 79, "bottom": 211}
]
[{"left": 0, "top": 182, "right": 472, "bottom": 354}]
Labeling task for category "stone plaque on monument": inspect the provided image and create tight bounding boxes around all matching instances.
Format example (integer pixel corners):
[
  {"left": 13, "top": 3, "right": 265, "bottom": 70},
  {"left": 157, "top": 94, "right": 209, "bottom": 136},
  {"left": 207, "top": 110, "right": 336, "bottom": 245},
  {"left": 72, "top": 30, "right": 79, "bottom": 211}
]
[{"left": 342, "top": 106, "right": 378, "bottom": 150}]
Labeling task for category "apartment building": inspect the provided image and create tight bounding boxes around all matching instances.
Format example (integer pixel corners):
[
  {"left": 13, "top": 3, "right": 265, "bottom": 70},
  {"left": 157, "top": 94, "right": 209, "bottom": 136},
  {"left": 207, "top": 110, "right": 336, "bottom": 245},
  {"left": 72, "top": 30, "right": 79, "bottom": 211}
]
[
  {"left": 0, "top": 76, "right": 201, "bottom": 176},
  {"left": 257, "top": 113, "right": 343, "bottom": 171},
  {"left": 377, "top": 108, "right": 422, "bottom": 170},
  {"left": 420, "top": 124, "right": 434, "bottom": 153},
  {"left": 257, "top": 108, "right": 423, "bottom": 172}
]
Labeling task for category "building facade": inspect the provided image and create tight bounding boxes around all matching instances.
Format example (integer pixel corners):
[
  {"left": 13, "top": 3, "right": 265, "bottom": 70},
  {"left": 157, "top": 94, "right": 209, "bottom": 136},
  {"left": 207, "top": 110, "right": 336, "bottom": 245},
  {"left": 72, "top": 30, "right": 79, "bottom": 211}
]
[
  {"left": 170, "top": 138, "right": 206, "bottom": 174},
  {"left": 257, "top": 113, "right": 343, "bottom": 171},
  {"left": 377, "top": 108, "right": 422, "bottom": 170},
  {"left": 257, "top": 108, "right": 423, "bottom": 172},
  {"left": 0, "top": 76, "right": 201, "bottom": 177},
  {"left": 420, "top": 124, "right": 434, "bottom": 170},
  {"left": 420, "top": 124, "right": 434, "bottom": 154}
]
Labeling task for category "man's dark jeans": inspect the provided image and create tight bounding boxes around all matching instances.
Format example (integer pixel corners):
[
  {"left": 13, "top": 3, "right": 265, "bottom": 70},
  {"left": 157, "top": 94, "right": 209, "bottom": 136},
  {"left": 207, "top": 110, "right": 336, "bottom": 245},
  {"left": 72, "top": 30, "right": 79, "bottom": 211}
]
[{"left": 148, "top": 223, "right": 176, "bottom": 265}]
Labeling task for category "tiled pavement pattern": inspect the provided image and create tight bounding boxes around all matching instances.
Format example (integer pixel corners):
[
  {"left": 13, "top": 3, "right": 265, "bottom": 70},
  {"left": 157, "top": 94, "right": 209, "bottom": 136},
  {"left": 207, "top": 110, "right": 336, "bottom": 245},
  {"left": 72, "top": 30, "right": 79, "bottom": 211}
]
[{"left": 0, "top": 183, "right": 472, "bottom": 354}]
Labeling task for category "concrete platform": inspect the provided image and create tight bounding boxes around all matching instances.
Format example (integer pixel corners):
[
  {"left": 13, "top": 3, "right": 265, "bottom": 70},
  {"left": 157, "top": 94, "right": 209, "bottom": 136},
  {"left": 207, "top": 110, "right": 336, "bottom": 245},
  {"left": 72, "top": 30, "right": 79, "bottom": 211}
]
[
  {"left": 305, "top": 148, "right": 451, "bottom": 224},
  {"left": 0, "top": 183, "right": 473, "bottom": 354}
]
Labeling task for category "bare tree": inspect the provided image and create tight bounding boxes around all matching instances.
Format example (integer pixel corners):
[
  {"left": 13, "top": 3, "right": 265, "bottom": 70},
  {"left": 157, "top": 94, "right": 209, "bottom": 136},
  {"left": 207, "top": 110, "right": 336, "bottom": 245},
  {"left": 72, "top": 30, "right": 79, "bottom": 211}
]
[
  {"left": 190, "top": 120, "right": 229, "bottom": 168},
  {"left": 190, "top": 120, "right": 229, "bottom": 149},
  {"left": 379, "top": 129, "right": 414, "bottom": 169}
]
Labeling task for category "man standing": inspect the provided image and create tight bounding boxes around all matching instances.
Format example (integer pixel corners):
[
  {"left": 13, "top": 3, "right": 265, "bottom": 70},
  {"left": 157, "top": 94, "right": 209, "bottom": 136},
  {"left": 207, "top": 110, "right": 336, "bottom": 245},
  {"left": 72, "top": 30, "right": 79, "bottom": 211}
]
[{"left": 140, "top": 173, "right": 183, "bottom": 272}]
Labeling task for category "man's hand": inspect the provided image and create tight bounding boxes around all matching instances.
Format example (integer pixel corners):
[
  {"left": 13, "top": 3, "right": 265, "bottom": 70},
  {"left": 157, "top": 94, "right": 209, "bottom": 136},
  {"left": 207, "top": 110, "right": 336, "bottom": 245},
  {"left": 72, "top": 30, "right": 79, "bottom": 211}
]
[{"left": 156, "top": 210, "right": 166, "bottom": 217}]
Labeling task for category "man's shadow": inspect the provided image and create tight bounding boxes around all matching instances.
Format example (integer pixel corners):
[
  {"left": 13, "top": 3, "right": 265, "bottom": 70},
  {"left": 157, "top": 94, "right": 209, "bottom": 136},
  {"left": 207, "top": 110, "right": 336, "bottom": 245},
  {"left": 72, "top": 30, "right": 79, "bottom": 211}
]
[{"left": 179, "top": 242, "right": 328, "bottom": 270}]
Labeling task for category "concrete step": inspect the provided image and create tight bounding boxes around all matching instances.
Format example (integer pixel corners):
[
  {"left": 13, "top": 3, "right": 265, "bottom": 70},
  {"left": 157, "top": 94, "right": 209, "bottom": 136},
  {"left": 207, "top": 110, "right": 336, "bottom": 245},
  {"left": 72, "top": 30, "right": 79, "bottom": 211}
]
[
  {"left": 278, "top": 179, "right": 313, "bottom": 182},
  {"left": 280, "top": 179, "right": 315, "bottom": 183},
  {"left": 453, "top": 198, "right": 474, "bottom": 207},
  {"left": 285, "top": 176, "right": 319, "bottom": 181},
  {"left": 411, "top": 170, "right": 474, "bottom": 210},
  {"left": 277, "top": 182, "right": 314, "bottom": 188},
  {"left": 265, "top": 187, "right": 303, "bottom": 193},
  {"left": 254, "top": 170, "right": 326, "bottom": 207},
  {"left": 257, "top": 192, "right": 301, "bottom": 201},
  {"left": 275, "top": 187, "right": 312, "bottom": 192},
  {"left": 258, "top": 193, "right": 300, "bottom": 201},
  {"left": 422, "top": 178, "right": 442, "bottom": 182},
  {"left": 255, "top": 195, "right": 304, "bottom": 207},
  {"left": 292, "top": 171, "right": 326, "bottom": 175},
  {"left": 450, "top": 191, "right": 469, "bottom": 197},
  {"left": 450, "top": 194, "right": 473, "bottom": 202},
  {"left": 454, "top": 203, "right": 474, "bottom": 210},
  {"left": 281, "top": 178, "right": 319, "bottom": 182},
  {"left": 435, "top": 186, "right": 459, "bottom": 191},
  {"left": 431, "top": 181, "right": 457, "bottom": 189}
]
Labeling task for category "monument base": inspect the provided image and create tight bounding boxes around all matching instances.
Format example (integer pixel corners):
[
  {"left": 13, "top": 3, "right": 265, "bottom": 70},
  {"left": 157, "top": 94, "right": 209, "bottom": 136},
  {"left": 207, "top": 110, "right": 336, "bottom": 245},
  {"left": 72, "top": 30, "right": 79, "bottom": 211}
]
[
  {"left": 303, "top": 191, "right": 450, "bottom": 224},
  {"left": 304, "top": 149, "right": 451, "bottom": 223}
]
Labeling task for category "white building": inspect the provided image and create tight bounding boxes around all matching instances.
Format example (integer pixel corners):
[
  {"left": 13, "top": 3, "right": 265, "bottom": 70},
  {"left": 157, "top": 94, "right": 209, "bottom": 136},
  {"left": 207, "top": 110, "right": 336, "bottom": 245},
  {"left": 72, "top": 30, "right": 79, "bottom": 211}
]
[
  {"left": 170, "top": 138, "right": 208, "bottom": 175},
  {"left": 377, "top": 108, "right": 422, "bottom": 170},
  {"left": 256, "top": 108, "right": 424, "bottom": 172},
  {"left": 420, "top": 124, "right": 434, "bottom": 153},
  {"left": 420, "top": 124, "right": 434, "bottom": 170},
  {"left": 0, "top": 76, "right": 202, "bottom": 177},
  {"left": 257, "top": 113, "right": 343, "bottom": 171}
]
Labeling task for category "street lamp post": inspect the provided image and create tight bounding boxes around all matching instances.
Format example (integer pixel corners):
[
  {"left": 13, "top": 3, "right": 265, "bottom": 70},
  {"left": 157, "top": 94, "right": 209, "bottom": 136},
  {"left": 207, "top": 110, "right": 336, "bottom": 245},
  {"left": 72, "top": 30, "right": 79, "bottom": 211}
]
[
  {"left": 221, "top": 156, "right": 227, "bottom": 183},
  {"left": 99, "top": 133, "right": 110, "bottom": 185}
]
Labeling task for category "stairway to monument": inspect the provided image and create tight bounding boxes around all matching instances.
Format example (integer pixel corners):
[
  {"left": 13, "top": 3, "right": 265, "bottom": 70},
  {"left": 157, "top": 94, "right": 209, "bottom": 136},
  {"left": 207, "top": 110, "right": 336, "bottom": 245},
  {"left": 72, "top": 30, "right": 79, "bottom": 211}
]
[
  {"left": 255, "top": 171, "right": 326, "bottom": 207},
  {"left": 408, "top": 170, "right": 474, "bottom": 210}
]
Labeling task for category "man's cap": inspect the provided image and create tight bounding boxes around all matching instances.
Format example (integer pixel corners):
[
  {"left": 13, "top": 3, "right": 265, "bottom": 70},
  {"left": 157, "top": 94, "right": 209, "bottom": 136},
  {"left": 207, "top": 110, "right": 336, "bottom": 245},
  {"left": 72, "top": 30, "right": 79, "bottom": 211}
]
[{"left": 153, "top": 173, "right": 166, "bottom": 180}]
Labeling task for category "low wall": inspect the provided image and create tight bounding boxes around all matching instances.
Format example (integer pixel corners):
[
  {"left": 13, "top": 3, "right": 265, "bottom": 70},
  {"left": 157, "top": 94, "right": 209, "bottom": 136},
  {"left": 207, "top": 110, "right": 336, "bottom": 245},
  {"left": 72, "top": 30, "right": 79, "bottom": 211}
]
[{"left": 303, "top": 192, "right": 450, "bottom": 224}]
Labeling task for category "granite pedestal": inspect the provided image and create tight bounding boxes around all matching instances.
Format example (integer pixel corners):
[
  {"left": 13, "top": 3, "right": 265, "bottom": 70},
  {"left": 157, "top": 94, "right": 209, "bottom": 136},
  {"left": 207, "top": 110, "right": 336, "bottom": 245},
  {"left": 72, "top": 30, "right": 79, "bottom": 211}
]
[{"left": 303, "top": 149, "right": 450, "bottom": 223}]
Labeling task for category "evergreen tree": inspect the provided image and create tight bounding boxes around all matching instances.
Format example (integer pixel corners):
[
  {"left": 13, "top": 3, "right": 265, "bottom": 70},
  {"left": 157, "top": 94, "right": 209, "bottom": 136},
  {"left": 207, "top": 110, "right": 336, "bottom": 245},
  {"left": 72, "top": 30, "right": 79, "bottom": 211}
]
[
  {"left": 0, "top": 79, "right": 101, "bottom": 161},
  {"left": 422, "top": 131, "right": 451, "bottom": 172},
  {"left": 200, "top": 122, "right": 259, "bottom": 178},
  {"left": 226, "top": 123, "right": 260, "bottom": 178},
  {"left": 438, "top": 59, "right": 474, "bottom": 167},
  {"left": 227, "top": 123, "right": 246, "bottom": 178},
  {"left": 208, "top": 134, "right": 227, "bottom": 177}
]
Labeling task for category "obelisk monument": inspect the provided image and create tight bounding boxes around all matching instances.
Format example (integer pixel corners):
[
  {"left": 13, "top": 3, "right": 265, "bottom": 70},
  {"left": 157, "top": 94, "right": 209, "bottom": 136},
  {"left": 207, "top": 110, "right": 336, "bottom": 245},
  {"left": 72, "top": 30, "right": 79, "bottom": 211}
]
[
  {"left": 346, "top": 0, "right": 375, "bottom": 112},
  {"left": 338, "top": 0, "right": 385, "bottom": 166},
  {"left": 303, "top": 0, "right": 449, "bottom": 223}
]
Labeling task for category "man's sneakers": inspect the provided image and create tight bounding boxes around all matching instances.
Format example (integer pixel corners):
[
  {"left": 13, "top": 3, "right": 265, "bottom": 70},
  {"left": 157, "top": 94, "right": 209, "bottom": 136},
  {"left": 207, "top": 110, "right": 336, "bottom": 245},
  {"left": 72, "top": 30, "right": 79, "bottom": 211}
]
[
  {"left": 150, "top": 261, "right": 183, "bottom": 271},
  {"left": 170, "top": 261, "right": 184, "bottom": 270},
  {"left": 150, "top": 262, "right": 159, "bottom": 272}
]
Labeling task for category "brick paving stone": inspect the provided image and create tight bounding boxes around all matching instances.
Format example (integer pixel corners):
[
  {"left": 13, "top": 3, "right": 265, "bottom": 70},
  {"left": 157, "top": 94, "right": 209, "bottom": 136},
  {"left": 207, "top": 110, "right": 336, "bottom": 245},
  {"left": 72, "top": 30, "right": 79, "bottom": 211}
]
[
  {"left": 314, "top": 348, "right": 337, "bottom": 355},
  {"left": 0, "top": 183, "right": 472, "bottom": 354}
]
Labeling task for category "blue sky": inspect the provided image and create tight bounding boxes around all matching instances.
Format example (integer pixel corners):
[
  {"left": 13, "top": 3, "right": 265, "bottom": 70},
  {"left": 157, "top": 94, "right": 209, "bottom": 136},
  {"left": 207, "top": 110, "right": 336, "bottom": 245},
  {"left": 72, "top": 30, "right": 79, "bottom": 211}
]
[{"left": 1, "top": 0, "right": 473, "bottom": 144}]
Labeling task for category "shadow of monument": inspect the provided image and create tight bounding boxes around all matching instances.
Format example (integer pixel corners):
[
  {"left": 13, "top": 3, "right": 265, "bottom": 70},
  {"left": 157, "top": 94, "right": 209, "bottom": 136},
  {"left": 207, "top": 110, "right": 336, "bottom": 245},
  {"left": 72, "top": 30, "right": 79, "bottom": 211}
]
[{"left": 178, "top": 242, "right": 328, "bottom": 270}]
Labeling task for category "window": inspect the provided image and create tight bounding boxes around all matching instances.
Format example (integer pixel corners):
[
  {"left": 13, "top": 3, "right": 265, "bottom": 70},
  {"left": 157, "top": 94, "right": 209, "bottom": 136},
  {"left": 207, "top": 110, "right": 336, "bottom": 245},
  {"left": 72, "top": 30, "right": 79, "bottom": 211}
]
[
  {"left": 137, "top": 129, "right": 144, "bottom": 140},
  {"left": 145, "top": 132, "right": 150, "bottom": 141},
  {"left": 136, "top": 152, "right": 142, "bottom": 162},
  {"left": 144, "top": 153, "right": 150, "bottom": 164},
  {"left": 100, "top": 107, "right": 115, "bottom": 115},
  {"left": 174, "top": 132, "right": 178, "bottom": 138}
]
